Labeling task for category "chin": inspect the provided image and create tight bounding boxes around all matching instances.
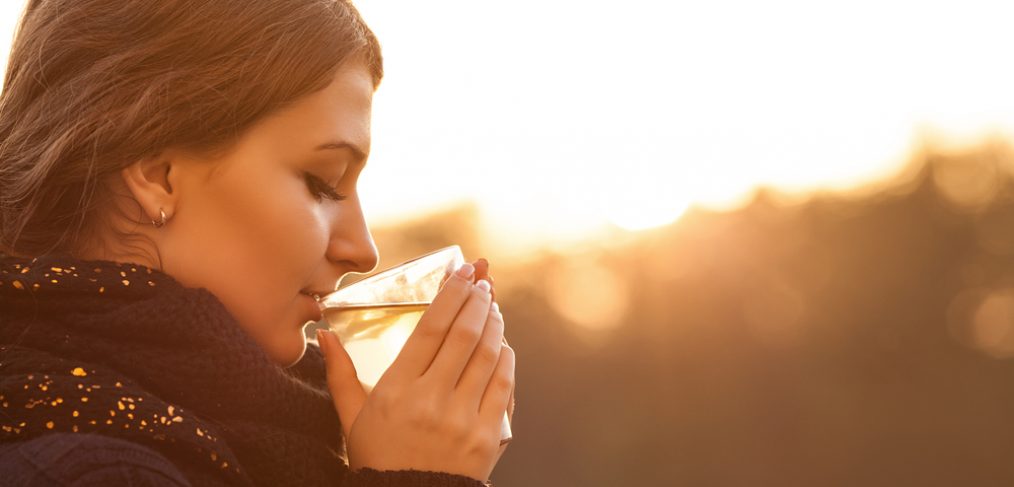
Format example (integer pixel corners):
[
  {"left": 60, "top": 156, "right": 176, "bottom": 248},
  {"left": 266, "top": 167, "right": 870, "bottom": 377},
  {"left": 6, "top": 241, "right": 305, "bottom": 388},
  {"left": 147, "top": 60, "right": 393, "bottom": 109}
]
[{"left": 268, "top": 331, "right": 308, "bottom": 368}]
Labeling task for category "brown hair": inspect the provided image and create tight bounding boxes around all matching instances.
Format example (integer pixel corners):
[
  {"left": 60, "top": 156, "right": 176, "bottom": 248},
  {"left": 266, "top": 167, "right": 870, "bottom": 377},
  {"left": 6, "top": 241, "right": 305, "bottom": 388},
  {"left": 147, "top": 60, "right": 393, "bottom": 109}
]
[{"left": 0, "top": 0, "right": 382, "bottom": 257}]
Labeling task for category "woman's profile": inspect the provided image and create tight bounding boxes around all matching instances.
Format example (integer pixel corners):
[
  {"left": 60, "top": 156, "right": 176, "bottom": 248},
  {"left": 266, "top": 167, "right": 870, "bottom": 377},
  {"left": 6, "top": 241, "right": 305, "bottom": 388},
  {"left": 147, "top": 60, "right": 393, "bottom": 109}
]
[{"left": 0, "top": 1, "right": 515, "bottom": 485}]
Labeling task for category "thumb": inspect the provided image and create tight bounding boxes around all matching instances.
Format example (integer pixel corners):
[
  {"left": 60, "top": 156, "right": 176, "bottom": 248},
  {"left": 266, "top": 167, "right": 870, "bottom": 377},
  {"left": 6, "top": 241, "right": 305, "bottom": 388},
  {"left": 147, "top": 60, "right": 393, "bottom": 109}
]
[{"left": 318, "top": 329, "right": 367, "bottom": 441}]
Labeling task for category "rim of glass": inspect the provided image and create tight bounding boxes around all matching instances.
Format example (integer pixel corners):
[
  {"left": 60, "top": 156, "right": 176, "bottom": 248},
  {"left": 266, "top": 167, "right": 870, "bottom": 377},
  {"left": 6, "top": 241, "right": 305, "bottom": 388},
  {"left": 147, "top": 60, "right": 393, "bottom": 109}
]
[{"left": 333, "top": 244, "right": 462, "bottom": 292}]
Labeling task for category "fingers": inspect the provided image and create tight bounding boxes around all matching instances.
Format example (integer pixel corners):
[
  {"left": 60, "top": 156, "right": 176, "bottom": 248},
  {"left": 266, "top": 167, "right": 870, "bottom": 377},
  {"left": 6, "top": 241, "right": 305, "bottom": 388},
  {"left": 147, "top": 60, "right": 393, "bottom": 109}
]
[
  {"left": 423, "top": 280, "right": 493, "bottom": 386},
  {"left": 495, "top": 336, "right": 515, "bottom": 462},
  {"left": 455, "top": 303, "right": 505, "bottom": 409},
  {"left": 388, "top": 264, "right": 475, "bottom": 380},
  {"left": 318, "top": 329, "right": 367, "bottom": 441},
  {"left": 503, "top": 336, "right": 514, "bottom": 424},
  {"left": 507, "top": 384, "right": 515, "bottom": 424},
  {"left": 479, "top": 340, "right": 515, "bottom": 426}
]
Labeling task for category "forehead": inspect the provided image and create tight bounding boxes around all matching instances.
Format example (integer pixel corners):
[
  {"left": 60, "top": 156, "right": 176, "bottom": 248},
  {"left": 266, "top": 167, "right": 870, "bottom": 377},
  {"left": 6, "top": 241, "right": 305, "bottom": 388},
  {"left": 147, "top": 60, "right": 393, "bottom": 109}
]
[{"left": 237, "top": 64, "right": 375, "bottom": 158}]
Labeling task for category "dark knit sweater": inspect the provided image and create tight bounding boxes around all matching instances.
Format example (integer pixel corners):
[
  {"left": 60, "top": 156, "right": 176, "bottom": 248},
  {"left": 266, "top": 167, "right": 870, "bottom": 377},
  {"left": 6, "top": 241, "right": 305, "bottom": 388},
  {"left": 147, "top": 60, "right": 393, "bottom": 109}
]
[{"left": 0, "top": 253, "right": 487, "bottom": 487}]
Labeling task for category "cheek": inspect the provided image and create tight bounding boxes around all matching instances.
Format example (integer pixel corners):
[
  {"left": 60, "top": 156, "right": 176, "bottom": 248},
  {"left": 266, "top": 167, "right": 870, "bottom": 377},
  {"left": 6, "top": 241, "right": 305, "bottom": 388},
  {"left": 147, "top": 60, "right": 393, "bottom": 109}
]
[
  {"left": 232, "top": 174, "right": 327, "bottom": 262},
  {"left": 199, "top": 172, "right": 326, "bottom": 284},
  {"left": 222, "top": 175, "right": 326, "bottom": 330},
  {"left": 171, "top": 165, "right": 327, "bottom": 364}
]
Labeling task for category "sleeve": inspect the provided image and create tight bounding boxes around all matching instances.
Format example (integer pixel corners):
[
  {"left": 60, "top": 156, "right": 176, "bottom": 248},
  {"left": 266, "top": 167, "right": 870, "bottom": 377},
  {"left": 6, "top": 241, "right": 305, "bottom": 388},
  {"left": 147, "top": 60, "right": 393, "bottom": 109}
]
[
  {"left": 0, "top": 433, "right": 193, "bottom": 486},
  {"left": 342, "top": 467, "right": 488, "bottom": 487}
]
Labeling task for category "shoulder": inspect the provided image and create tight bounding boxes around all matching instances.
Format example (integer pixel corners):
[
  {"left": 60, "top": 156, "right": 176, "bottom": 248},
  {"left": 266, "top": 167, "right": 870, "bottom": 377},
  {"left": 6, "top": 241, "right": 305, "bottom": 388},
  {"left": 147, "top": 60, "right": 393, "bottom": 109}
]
[{"left": 0, "top": 433, "right": 191, "bottom": 486}]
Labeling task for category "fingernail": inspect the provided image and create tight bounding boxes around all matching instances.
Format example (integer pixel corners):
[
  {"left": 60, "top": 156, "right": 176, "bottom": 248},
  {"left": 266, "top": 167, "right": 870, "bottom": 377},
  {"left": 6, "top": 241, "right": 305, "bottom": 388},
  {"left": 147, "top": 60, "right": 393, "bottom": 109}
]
[
  {"left": 492, "top": 302, "right": 500, "bottom": 314},
  {"left": 455, "top": 263, "right": 475, "bottom": 279},
  {"left": 476, "top": 279, "right": 491, "bottom": 293}
]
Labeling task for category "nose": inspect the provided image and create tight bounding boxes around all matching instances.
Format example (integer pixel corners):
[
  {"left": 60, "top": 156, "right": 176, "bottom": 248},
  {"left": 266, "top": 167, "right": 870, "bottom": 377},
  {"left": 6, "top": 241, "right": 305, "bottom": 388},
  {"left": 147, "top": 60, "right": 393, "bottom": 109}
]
[{"left": 325, "top": 195, "right": 379, "bottom": 283}]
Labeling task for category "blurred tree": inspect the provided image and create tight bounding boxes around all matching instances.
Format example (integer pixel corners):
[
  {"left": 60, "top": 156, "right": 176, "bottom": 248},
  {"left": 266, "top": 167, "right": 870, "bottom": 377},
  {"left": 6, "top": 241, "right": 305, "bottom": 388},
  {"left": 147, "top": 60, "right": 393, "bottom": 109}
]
[{"left": 360, "top": 140, "right": 1014, "bottom": 486}]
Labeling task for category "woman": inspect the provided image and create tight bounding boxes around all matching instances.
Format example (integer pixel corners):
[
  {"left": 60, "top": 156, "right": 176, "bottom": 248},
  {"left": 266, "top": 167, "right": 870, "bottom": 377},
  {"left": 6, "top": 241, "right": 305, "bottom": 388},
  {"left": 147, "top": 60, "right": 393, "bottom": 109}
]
[{"left": 0, "top": 1, "right": 515, "bottom": 486}]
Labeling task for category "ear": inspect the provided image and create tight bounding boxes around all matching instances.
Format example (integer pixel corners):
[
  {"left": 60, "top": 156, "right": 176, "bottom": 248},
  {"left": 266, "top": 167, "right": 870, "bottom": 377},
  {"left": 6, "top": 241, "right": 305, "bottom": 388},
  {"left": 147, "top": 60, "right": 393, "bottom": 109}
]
[{"left": 119, "top": 155, "right": 179, "bottom": 224}]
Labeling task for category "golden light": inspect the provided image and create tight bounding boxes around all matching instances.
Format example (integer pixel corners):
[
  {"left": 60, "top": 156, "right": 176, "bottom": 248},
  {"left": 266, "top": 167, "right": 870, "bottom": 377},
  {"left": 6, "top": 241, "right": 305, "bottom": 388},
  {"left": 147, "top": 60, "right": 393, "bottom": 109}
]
[
  {"left": 742, "top": 277, "right": 807, "bottom": 349},
  {"left": 970, "top": 289, "right": 1014, "bottom": 359},
  {"left": 6, "top": 1, "right": 1014, "bottom": 254},
  {"left": 546, "top": 259, "right": 629, "bottom": 335},
  {"left": 930, "top": 146, "right": 1012, "bottom": 212},
  {"left": 352, "top": 0, "right": 1014, "bottom": 255},
  {"left": 607, "top": 203, "right": 689, "bottom": 233},
  {"left": 599, "top": 164, "right": 693, "bottom": 231},
  {"left": 949, "top": 287, "right": 1014, "bottom": 359}
]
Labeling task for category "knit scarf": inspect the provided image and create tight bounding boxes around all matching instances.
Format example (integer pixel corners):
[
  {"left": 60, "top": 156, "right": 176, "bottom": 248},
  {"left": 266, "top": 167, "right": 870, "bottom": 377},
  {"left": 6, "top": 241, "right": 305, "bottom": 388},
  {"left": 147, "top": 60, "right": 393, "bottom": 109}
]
[{"left": 0, "top": 253, "right": 348, "bottom": 486}]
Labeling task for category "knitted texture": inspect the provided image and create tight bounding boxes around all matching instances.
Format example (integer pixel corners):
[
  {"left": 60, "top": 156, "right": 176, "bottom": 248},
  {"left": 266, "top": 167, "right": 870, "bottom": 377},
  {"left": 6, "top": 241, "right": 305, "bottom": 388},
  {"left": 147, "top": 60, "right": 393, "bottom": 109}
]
[
  {"left": 0, "top": 253, "right": 486, "bottom": 487},
  {"left": 346, "top": 468, "right": 494, "bottom": 487}
]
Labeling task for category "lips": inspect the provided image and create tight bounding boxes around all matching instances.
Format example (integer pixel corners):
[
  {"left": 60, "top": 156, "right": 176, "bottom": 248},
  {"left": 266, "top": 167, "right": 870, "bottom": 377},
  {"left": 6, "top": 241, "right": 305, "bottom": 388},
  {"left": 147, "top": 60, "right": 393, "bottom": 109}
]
[
  {"left": 299, "top": 290, "right": 324, "bottom": 322},
  {"left": 299, "top": 289, "right": 325, "bottom": 300}
]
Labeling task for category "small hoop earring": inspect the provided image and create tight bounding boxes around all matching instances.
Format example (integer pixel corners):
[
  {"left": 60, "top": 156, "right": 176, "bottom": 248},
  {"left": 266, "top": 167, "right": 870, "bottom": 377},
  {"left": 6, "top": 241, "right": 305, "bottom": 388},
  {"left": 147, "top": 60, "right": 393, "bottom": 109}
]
[{"left": 152, "top": 208, "right": 169, "bottom": 228}]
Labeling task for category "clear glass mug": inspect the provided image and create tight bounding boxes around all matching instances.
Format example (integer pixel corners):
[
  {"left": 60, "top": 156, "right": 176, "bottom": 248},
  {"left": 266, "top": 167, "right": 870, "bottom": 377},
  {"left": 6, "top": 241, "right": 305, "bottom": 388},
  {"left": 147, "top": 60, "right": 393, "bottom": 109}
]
[{"left": 317, "top": 245, "right": 512, "bottom": 445}]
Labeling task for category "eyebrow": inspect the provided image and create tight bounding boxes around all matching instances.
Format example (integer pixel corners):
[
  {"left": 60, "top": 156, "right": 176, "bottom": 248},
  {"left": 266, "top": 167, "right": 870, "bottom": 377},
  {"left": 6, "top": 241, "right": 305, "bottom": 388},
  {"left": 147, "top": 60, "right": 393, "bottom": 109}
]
[{"left": 315, "top": 141, "right": 368, "bottom": 163}]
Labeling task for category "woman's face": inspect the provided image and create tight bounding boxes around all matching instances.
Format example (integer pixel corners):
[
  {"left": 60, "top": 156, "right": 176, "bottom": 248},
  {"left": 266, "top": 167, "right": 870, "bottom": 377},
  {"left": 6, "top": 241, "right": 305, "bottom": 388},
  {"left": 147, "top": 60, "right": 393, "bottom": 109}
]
[{"left": 121, "top": 63, "right": 380, "bottom": 366}]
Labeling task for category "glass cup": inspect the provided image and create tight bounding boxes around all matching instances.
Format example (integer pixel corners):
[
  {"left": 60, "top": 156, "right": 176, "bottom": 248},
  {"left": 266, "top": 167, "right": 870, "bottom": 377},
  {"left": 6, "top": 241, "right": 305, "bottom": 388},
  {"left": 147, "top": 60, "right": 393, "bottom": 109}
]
[{"left": 317, "top": 245, "right": 512, "bottom": 445}]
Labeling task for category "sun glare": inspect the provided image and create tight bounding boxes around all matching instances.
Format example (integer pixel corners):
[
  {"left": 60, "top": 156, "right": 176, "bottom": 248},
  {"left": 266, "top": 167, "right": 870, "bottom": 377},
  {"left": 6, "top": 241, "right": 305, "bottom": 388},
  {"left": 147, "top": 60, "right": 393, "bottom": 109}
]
[
  {"left": 604, "top": 194, "right": 690, "bottom": 232},
  {"left": 353, "top": 0, "right": 1014, "bottom": 254},
  {"left": 4, "top": 1, "right": 1014, "bottom": 254}
]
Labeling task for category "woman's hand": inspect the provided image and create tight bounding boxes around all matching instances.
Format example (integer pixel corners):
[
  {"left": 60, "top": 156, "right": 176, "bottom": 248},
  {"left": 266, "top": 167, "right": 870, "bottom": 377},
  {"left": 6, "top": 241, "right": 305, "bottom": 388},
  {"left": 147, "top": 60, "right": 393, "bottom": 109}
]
[{"left": 318, "top": 261, "right": 514, "bottom": 483}]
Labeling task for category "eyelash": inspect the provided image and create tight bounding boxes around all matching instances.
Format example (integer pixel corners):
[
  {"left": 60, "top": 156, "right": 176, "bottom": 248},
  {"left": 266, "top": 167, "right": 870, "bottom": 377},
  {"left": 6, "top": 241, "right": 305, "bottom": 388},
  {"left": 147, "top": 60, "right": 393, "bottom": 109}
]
[{"left": 304, "top": 173, "right": 347, "bottom": 201}]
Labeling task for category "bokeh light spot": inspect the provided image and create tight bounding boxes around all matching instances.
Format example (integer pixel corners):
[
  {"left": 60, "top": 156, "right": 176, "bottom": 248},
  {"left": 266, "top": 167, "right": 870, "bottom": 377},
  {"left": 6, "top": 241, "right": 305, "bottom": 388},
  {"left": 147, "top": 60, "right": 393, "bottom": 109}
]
[
  {"left": 546, "top": 259, "right": 629, "bottom": 333},
  {"left": 968, "top": 288, "right": 1014, "bottom": 358},
  {"left": 930, "top": 149, "right": 1009, "bottom": 212}
]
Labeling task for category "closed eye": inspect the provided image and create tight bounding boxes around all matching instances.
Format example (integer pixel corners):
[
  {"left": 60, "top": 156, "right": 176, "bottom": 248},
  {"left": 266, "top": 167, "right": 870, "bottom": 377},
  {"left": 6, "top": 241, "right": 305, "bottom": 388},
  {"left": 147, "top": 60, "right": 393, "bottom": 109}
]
[{"left": 304, "top": 172, "right": 347, "bottom": 201}]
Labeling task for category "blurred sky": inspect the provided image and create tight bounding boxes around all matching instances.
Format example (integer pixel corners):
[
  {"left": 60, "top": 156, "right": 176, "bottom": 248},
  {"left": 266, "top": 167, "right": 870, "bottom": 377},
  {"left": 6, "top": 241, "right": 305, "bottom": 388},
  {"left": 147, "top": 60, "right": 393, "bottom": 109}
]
[{"left": 3, "top": 1, "right": 1014, "bottom": 255}]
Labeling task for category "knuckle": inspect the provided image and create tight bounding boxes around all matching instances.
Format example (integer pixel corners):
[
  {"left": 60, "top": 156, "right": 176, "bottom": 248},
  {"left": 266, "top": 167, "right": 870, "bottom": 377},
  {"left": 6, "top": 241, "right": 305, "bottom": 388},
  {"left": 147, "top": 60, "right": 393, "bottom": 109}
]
[
  {"left": 442, "top": 276, "right": 473, "bottom": 297},
  {"left": 444, "top": 413, "right": 472, "bottom": 439},
  {"left": 475, "top": 342, "right": 501, "bottom": 365},
  {"left": 493, "top": 369, "right": 515, "bottom": 392},
  {"left": 414, "top": 319, "right": 445, "bottom": 339},
  {"left": 470, "top": 285, "right": 492, "bottom": 302},
  {"left": 501, "top": 345, "right": 515, "bottom": 363},
  {"left": 408, "top": 401, "right": 441, "bottom": 430},
  {"left": 449, "top": 323, "right": 482, "bottom": 345},
  {"left": 487, "top": 310, "right": 505, "bottom": 328}
]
